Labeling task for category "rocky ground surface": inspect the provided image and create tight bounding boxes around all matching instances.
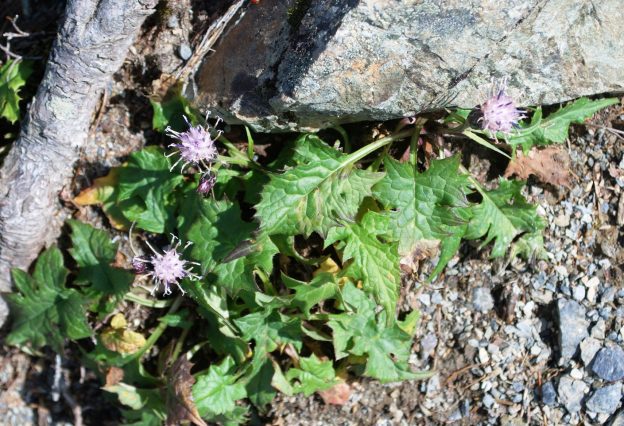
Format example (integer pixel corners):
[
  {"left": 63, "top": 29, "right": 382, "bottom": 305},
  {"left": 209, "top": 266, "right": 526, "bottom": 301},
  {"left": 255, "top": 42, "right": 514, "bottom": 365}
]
[{"left": 270, "top": 106, "right": 624, "bottom": 425}]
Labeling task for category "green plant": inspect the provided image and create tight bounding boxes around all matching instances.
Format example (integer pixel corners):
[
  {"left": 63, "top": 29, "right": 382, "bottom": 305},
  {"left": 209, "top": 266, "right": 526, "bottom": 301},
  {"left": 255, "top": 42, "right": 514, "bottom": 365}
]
[
  {"left": 0, "top": 59, "right": 32, "bottom": 124},
  {"left": 6, "top": 89, "right": 618, "bottom": 424}
]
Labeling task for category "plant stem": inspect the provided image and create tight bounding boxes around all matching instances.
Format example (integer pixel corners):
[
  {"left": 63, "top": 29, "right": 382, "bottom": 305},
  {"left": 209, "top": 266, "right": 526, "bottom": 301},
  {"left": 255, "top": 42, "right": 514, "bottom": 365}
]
[
  {"left": 124, "top": 292, "right": 172, "bottom": 308},
  {"left": 244, "top": 126, "right": 255, "bottom": 160},
  {"left": 170, "top": 326, "right": 190, "bottom": 362},
  {"left": 255, "top": 268, "right": 276, "bottom": 296},
  {"left": 459, "top": 164, "right": 487, "bottom": 196},
  {"left": 409, "top": 118, "right": 427, "bottom": 166},
  {"left": 332, "top": 125, "right": 350, "bottom": 153},
  {"left": 216, "top": 154, "right": 251, "bottom": 166},
  {"left": 342, "top": 128, "right": 415, "bottom": 168},
  {"left": 130, "top": 295, "right": 184, "bottom": 361}
]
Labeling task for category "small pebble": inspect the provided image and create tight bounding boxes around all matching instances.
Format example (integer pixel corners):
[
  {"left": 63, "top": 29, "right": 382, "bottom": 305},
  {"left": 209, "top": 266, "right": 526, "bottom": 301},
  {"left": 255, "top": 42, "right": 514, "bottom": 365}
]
[
  {"left": 570, "top": 368, "right": 584, "bottom": 380},
  {"left": 483, "top": 393, "right": 496, "bottom": 408},
  {"left": 554, "top": 214, "right": 571, "bottom": 227},
  {"left": 179, "top": 43, "right": 193, "bottom": 60},
  {"left": 558, "top": 376, "right": 588, "bottom": 413},
  {"left": 580, "top": 337, "right": 602, "bottom": 366},
  {"left": 478, "top": 347, "right": 490, "bottom": 363},
  {"left": 472, "top": 287, "right": 494, "bottom": 312},
  {"left": 541, "top": 381, "right": 557, "bottom": 406},
  {"left": 557, "top": 298, "right": 589, "bottom": 363},
  {"left": 572, "top": 285, "right": 586, "bottom": 301}
]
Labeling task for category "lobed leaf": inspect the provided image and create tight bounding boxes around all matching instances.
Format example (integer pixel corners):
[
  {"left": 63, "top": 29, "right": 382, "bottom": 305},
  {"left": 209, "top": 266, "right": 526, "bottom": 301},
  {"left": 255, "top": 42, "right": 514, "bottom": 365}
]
[
  {"left": 507, "top": 97, "right": 619, "bottom": 151},
  {"left": 178, "top": 195, "right": 277, "bottom": 297},
  {"left": 117, "top": 147, "right": 184, "bottom": 233},
  {"left": 285, "top": 354, "right": 340, "bottom": 396},
  {"left": 68, "top": 220, "right": 134, "bottom": 296},
  {"left": 465, "top": 179, "right": 546, "bottom": 257},
  {"left": 373, "top": 156, "right": 472, "bottom": 277},
  {"left": 6, "top": 247, "right": 91, "bottom": 351},
  {"left": 325, "top": 211, "right": 400, "bottom": 316},
  {"left": 192, "top": 357, "right": 247, "bottom": 417},
  {"left": 255, "top": 134, "right": 383, "bottom": 237},
  {"left": 328, "top": 284, "right": 430, "bottom": 383},
  {"left": 0, "top": 59, "right": 32, "bottom": 123}
]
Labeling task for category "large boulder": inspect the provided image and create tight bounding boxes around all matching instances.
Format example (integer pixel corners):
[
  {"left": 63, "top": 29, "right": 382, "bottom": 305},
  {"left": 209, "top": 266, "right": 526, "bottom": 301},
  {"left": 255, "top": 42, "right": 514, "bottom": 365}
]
[{"left": 195, "top": 0, "right": 624, "bottom": 132}]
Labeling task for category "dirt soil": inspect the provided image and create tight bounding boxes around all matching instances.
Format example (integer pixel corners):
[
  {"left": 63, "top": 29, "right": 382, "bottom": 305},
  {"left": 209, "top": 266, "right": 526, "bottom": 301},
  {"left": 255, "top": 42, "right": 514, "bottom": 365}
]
[{"left": 1, "top": 1, "right": 624, "bottom": 426}]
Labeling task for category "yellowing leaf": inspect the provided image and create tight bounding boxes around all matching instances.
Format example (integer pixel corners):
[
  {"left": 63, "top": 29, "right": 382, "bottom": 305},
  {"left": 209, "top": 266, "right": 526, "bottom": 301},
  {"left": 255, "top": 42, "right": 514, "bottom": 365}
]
[
  {"left": 74, "top": 169, "right": 119, "bottom": 205},
  {"left": 110, "top": 313, "right": 128, "bottom": 329},
  {"left": 100, "top": 314, "right": 146, "bottom": 354},
  {"left": 313, "top": 258, "right": 340, "bottom": 276}
]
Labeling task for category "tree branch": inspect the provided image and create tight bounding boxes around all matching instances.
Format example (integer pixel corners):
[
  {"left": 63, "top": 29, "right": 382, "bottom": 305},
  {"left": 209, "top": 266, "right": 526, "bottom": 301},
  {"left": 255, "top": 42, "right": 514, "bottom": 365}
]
[{"left": 0, "top": 0, "right": 158, "bottom": 326}]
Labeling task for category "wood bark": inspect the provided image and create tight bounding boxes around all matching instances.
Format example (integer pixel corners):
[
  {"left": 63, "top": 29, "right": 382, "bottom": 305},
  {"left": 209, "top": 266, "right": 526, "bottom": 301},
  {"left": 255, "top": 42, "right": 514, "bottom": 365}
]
[{"left": 0, "top": 0, "right": 157, "bottom": 325}]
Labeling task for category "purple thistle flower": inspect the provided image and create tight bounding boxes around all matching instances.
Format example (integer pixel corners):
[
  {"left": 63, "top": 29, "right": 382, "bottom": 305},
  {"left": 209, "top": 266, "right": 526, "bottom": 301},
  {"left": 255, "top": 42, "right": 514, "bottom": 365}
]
[
  {"left": 165, "top": 116, "right": 221, "bottom": 172},
  {"left": 132, "top": 257, "right": 150, "bottom": 274},
  {"left": 141, "top": 235, "right": 200, "bottom": 296},
  {"left": 197, "top": 171, "right": 217, "bottom": 196},
  {"left": 478, "top": 80, "right": 526, "bottom": 135}
]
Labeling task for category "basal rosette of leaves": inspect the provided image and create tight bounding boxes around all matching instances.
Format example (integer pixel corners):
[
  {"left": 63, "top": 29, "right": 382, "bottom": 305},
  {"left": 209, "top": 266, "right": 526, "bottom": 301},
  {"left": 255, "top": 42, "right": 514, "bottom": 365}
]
[{"left": 5, "top": 94, "right": 618, "bottom": 425}]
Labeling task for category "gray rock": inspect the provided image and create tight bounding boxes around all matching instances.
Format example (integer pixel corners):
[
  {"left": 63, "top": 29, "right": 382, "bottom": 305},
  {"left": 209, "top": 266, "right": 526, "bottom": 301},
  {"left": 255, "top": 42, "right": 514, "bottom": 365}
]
[
  {"left": 483, "top": 393, "right": 496, "bottom": 408},
  {"left": 586, "top": 383, "right": 622, "bottom": 414},
  {"left": 572, "top": 285, "right": 586, "bottom": 302},
  {"left": 196, "top": 0, "right": 624, "bottom": 131},
  {"left": 592, "top": 347, "right": 624, "bottom": 381},
  {"left": 581, "top": 337, "right": 603, "bottom": 366},
  {"left": 558, "top": 376, "right": 588, "bottom": 413},
  {"left": 541, "top": 381, "right": 557, "bottom": 406},
  {"left": 610, "top": 410, "right": 624, "bottom": 426},
  {"left": 472, "top": 287, "right": 494, "bottom": 312},
  {"left": 179, "top": 43, "right": 192, "bottom": 61},
  {"left": 557, "top": 298, "right": 589, "bottom": 364}
]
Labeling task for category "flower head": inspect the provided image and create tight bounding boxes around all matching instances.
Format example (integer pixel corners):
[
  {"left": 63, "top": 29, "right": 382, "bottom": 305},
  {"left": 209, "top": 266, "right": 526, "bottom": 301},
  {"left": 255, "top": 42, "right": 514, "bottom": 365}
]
[
  {"left": 165, "top": 116, "right": 221, "bottom": 172},
  {"left": 197, "top": 171, "right": 217, "bottom": 196},
  {"left": 132, "top": 257, "right": 150, "bottom": 274},
  {"left": 133, "top": 235, "right": 200, "bottom": 296},
  {"left": 478, "top": 80, "right": 526, "bottom": 135}
]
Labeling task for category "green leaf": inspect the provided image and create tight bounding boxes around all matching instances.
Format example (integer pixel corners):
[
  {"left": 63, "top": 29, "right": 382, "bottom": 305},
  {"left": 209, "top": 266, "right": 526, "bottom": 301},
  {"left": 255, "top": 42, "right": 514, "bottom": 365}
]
[
  {"left": 285, "top": 354, "right": 340, "bottom": 396},
  {"left": 465, "top": 179, "right": 546, "bottom": 257},
  {"left": 244, "top": 357, "right": 276, "bottom": 410},
  {"left": 508, "top": 97, "right": 619, "bottom": 151},
  {"left": 6, "top": 247, "right": 91, "bottom": 351},
  {"left": 105, "top": 383, "right": 166, "bottom": 425},
  {"left": 192, "top": 357, "right": 247, "bottom": 416},
  {"left": 328, "top": 283, "right": 429, "bottom": 383},
  {"left": 282, "top": 272, "right": 340, "bottom": 318},
  {"left": 178, "top": 194, "right": 277, "bottom": 296},
  {"left": 104, "top": 383, "right": 161, "bottom": 411},
  {"left": 150, "top": 83, "right": 200, "bottom": 132},
  {"left": 374, "top": 156, "right": 472, "bottom": 276},
  {"left": 325, "top": 211, "right": 400, "bottom": 316},
  {"left": 116, "top": 147, "right": 184, "bottom": 233},
  {"left": 234, "top": 310, "right": 303, "bottom": 353},
  {"left": 255, "top": 134, "right": 384, "bottom": 237},
  {"left": 0, "top": 59, "right": 32, "bottom": 123},
  {"left": 68, "top": 220, "right": 133, "bottom": 296}
]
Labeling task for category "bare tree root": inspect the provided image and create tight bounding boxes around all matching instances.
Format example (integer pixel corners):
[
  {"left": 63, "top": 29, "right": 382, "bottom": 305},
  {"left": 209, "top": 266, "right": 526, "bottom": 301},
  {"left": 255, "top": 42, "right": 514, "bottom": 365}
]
[{"left": 0, "top": 0, "right": 158, "bottom": 325}]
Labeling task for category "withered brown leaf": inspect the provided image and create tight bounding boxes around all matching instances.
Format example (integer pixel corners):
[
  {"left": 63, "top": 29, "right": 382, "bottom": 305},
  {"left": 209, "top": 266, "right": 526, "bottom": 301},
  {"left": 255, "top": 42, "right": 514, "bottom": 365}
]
[
  {"left": 318, "top": 381, "right": 351, "bottom": 405},
  {"left": 504, "top": 147, "right": 571, "bottom": 187},
  {"left": 166, "top": 357, "right": 207, "bottom": 426}
]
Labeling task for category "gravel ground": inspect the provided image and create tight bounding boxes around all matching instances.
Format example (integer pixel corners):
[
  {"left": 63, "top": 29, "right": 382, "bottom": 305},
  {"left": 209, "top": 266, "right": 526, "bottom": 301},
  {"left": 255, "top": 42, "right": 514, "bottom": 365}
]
[{"left": 270, "top": 105, "right": 624, "bottom": 426}]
